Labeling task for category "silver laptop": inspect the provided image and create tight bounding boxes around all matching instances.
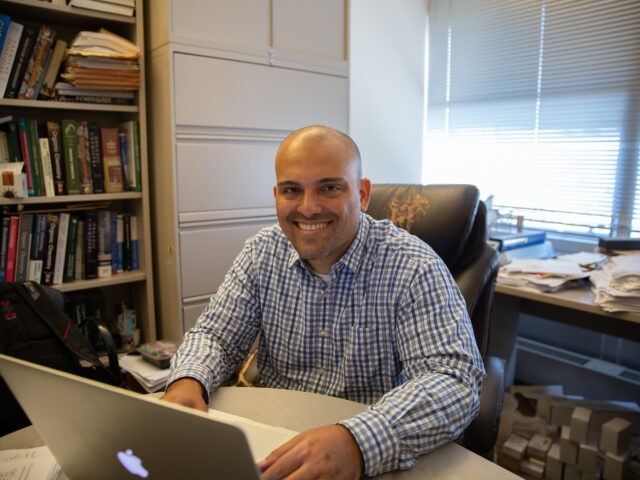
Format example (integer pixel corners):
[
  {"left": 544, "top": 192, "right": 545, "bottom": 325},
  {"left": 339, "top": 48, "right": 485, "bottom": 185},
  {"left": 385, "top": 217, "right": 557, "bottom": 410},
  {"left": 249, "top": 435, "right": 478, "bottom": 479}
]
[{"left": 0, "top": 354, "right": 288, "bottom": 479}]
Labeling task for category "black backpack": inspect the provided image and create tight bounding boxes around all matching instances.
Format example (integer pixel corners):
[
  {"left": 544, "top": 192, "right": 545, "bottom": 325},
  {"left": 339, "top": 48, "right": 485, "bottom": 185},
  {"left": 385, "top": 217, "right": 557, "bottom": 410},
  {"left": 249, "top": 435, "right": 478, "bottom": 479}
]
[{"left": 0, "top": 281, "right": 123, "bottom": 435}]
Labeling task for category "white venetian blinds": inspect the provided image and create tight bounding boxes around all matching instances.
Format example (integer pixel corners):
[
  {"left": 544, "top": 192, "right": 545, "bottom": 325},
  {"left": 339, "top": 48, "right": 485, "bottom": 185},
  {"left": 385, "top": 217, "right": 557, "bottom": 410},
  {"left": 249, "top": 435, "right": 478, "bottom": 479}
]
[{"left": 423, "top": 0, "right": 640, "bottom": 238}]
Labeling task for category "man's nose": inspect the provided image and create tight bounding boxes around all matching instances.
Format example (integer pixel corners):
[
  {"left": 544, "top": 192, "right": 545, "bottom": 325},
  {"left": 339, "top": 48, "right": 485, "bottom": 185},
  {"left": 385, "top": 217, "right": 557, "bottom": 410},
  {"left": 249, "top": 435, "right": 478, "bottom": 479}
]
[{"left": 298, "top": 192, "right": 322, "bottom": 216}]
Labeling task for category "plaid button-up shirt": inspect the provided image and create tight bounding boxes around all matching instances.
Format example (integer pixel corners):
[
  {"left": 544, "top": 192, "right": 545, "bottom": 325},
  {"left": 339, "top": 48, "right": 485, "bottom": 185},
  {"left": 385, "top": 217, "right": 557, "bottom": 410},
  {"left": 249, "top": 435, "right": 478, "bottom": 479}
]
[{"left": 168, "top": 213, "right": 485, "bottom": 476}]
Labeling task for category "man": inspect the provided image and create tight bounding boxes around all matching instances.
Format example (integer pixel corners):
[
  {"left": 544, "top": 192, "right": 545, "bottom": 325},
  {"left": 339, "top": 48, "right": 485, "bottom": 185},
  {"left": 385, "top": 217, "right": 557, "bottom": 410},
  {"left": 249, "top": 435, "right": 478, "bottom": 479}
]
[{"left": 162, "top": 125, "right": 485, "bottom": 478}]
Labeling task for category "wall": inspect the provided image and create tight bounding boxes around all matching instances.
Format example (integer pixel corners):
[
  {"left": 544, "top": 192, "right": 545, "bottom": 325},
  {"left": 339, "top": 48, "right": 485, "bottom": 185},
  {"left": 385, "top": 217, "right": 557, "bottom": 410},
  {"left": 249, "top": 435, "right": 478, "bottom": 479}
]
[{"left": 349, "top": 0, "right": 427, "bottom": 183}]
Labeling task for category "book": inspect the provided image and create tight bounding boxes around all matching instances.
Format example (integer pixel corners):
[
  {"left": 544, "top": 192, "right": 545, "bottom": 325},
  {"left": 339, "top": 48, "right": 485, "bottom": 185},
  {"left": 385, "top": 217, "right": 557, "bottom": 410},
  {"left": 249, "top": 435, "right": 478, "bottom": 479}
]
[
  {"left": 97, "top": 209, "right": 112, "bottom": 277},
  {"left": 4, "top": 24, "right": 38, "bottom": 99},
  {"left": 83, "top": 210, "right": 98, "bottom": 279},
  {"left": 52, "top": 211, "right": 70, "bottom": 284},
  {"left": 101, "top": 127, "right": 124, "bottom": 192},
  {"left": 76, "top": 121, "right": 93, "bottom": 194},
  {"left": 488, "top": 229, "right": 547, "bottom": 252},
  {"left": 0, "top": 14, "right": 10, "bottom": 55},
  {"left": 26, "top": 118, "right": 44, "bottom": 196},
  {"left": 41, "top": 212, "right": 60, "bottom": 285},
  {"left": 37, "top": 38, "right": 67, "bottom": 100},
  {"left": 16, "top": 118, "right": 35, "bottom": 196},
  {"left": 18, "top": 24, "right": 56, "bottom": 100},
  {"left": 37, "top": 122, "right": 55, "bottom": 197},
  {"left": 4, "top": 215, "right": 19, "bottom": 281},
  {"left": 14, "top": 213, "right": 33, "bottom": 282},
  {"left": 67, "top": 29, "right": 140, "bottom": 59},
  {"left": 46, "top": 120, "right": 66, "bottom": 195},
  {"left": 597, "top": 237, "right": 640, "bottom": 251},
  {"left": 119, "top": 120, "right": 141, "bottom": 191},
  {"left": 68, "top": 0, "right": 135, "bottom": 17},
  {"left": 4, "top": 119, "right": 21, "bottom": 163},
  {"left": 27, "top": 213, "right": 48, "bottom": 282},
  {"left": 113, "top": 212, "right": 124, "bottom": 273},
  {"left": 0, "top": 215, "right": 10, "bottom": 281},
  {"left": 118, "top": 131, "right": 128, "bottom": 190},
  {"left": 63, "top": 214, "right": 79, "bottom": 282},
  {"left": 0, "top": 130, "right": 8, "bottom": 162},
  {"left": 0, "top": 20, "right": 24, "bottom": 97},
  {"left": 129, "top": 213, "right": 138, "bottom": 271},
  {"left": 87, "top": 121, "right": 104, "bottom": 193},
  {"left": 75, "top": 218, "right": 84, "bottom": 279},
  {"left": 61, "top": 119, "right": 80, "bottom": 195}
]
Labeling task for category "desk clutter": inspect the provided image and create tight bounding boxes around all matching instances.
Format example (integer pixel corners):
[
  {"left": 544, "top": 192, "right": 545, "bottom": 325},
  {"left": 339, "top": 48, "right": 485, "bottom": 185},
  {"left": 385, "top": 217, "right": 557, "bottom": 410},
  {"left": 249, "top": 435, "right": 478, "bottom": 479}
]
[
  {"left": 118, "top": 341, "right": 178, "bottom": 392},
  {"left": 497, "top": 385, "right": 639, "bottom": 480},
  {"left": 0, "top": 446, "right": 60, "bottom": 480}
]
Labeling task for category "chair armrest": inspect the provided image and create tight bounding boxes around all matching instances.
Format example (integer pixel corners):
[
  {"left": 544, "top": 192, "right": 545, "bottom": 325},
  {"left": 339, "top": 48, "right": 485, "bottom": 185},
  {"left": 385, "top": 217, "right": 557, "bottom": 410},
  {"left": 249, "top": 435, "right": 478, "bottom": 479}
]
[{"left": 462, "top": 355, "right": 506, "bottom": 457}]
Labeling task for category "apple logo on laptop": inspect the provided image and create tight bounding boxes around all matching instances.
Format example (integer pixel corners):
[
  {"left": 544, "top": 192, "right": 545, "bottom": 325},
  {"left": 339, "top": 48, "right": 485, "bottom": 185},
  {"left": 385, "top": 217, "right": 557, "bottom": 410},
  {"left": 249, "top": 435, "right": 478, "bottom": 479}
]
[{"left": 117, "top": 449, "right": 149, "bottom": 478}]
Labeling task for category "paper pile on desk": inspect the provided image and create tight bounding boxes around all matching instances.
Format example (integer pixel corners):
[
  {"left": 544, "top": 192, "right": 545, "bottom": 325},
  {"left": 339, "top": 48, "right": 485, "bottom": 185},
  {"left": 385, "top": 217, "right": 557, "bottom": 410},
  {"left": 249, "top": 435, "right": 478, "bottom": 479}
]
[
  {"left": 590, "top": 254, "right": 640, "bottom": 312},
  {"left": 119, "top": 354, "right": 170, "bottom": 392},
  {"left": 0, "top": 446, "right": 60, "bottom": 480},
  {"left": 497, "top": 258, "right": 591, "bottom": 292}
]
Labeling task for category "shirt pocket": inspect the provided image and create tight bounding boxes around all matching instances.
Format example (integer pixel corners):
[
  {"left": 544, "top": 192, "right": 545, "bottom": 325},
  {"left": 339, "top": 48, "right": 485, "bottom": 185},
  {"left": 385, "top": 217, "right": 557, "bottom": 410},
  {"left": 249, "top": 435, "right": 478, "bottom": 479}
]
[{"left": 342, "top": 324, "right": 397, "bottom": 400}]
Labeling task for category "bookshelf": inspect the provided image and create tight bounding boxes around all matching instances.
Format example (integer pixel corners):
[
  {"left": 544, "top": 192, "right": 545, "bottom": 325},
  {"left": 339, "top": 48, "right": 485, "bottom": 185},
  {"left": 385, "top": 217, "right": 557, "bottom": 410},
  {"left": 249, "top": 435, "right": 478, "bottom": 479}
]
[{"left": 0, "top": 0, "right": 156, "bottom": 343}]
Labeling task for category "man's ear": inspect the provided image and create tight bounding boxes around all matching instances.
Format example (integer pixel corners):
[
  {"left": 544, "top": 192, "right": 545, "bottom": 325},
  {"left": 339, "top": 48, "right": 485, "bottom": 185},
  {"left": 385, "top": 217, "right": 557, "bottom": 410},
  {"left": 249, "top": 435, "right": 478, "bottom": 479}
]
[{"left": 359, "top": 178, "right": 371, "bottom": 211}]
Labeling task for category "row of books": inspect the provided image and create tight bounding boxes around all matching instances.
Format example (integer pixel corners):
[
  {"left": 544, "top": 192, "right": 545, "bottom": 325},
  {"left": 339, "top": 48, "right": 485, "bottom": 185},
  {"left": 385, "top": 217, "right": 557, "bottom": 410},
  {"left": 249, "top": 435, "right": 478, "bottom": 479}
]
[
  {"left": 0, "top": 14, "right": 140, "bottom": 103},
  {"left": 0, "top": 116, "right": 141, "bottom": 197},
  {"left": 0, "top": 209, "right": 140, "bottom": 285}
]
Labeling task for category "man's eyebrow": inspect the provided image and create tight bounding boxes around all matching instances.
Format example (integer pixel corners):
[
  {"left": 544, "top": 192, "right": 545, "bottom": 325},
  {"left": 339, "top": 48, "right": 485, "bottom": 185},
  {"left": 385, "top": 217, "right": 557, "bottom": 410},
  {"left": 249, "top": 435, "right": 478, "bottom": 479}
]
[{"left": 277, "top": 178, "right": 346, "bottom": 187}]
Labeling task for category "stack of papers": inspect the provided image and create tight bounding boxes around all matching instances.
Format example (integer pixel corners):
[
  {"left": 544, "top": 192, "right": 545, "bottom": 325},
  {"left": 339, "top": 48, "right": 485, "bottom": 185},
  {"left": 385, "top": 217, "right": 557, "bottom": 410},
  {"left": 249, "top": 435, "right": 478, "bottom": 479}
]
[
  {"left": 498, "top": 258, "right": 591, "bottom": 292},
  {"left": 590, "top": 254, "right": 640, "bottom": 312},
  {"left": 119, "top": 354, "right": 170, "bottom": 393},
  {"left": 0, "top": 446, "right": 60, "bottom": 480}
]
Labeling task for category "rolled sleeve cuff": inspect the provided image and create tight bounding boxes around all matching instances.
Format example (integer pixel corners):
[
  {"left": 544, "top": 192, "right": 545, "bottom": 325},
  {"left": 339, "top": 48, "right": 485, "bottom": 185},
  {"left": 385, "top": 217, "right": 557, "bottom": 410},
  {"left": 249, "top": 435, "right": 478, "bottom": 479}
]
[
  {"left": 165, "top": 363, "right": 214, "bottom": 402},
  {"left": 339, "top": 408, "right": 407, "bottom": 477}
]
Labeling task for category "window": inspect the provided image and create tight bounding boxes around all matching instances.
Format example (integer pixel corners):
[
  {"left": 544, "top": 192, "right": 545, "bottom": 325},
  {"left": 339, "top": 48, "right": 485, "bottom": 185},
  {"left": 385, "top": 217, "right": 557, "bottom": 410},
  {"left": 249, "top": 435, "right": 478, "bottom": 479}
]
[{"left": 423, "top": 0, "right": 640, "bottom": 239}]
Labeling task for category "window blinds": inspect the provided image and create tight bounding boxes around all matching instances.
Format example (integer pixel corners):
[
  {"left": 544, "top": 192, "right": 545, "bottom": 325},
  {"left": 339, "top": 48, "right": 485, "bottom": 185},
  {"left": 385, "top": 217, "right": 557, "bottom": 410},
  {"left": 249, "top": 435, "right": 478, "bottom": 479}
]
[{"left": 424, "top": 0, "right": 640, "bottom": 238}]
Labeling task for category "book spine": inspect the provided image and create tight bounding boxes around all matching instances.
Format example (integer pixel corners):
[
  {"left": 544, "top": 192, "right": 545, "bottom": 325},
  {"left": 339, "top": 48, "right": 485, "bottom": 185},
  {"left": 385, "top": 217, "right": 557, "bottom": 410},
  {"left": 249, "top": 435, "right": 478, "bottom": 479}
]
[
  {"left": 26, "top": 119, "right": 44, "bottom": 196},
  {"left": 27, "top": 213, "right": 47, "bottom": 283},
  {"left": 38, "top": 38, "right": 67, "bottom": 100},
  {"left": 87, "top": 121, "right": 105, "bottom": 193},
  {"left": 97, "top": 209, "right": 112, "bottom": 278},
  {"left": 61, "top": 119, "right": 80, "bottom": 195},
  {"left": 497, "top": 232, "right": 546, "bottom": 251},
  {"left": 4, "top": 24, "right": 38, "bottom": 99},
  {"left": 83, "top": 210, "right": 98, "bottom": 279},
  {"left": 118, "top": 131, "right": 129, "bottom": 190},
  {"left": 41, "top": 212, "right": 60, "bottom": 285},
  {"left": 18, "top": 25, "right": 56, "bottom": 100},
  {"left": 46, "top": 120, "right": 66, "bottom": 195},
  {"left": 129, "top": 213, "right": 138, "bottom": 271},
  {"left": 0, "top": 14, "right": 10, "bottom": 55},
  {"left": 0, "top": 216, "right": 10, "bottom": 281},
  {"left": 4, "top": 215, "right": 19, "bottom": 282},
  {"left": 101, "top": 127, "right": 123, "bottom": 193},
  {"left": 52, "top": 211, "right": 70, "bottom": 284},
  {"left": 63, "top": 214, "right": 79, "bottom": 282},
  {"left": 0, "top": 21, "right": 24, "bottom": 97},
  {"left": 114, "top": 212, "right": 124, "bottom": 273},
  {"left": 75, "top": 218, "right": 84, "bottom": 280},
  {"left": 16, "top": 118, "right": 34, "bottom": 196},
  {"left": 5, "top": 120, "right": 21, "bottom": 162},
  {"left": 76, "top": 121, "right": 93, "bottom": 194},
  {"left": 38, "top": 136, "right": 55, "bottom": 197},
  {"left": 14, "top": 213, "right": 33, "bottom": 282}
]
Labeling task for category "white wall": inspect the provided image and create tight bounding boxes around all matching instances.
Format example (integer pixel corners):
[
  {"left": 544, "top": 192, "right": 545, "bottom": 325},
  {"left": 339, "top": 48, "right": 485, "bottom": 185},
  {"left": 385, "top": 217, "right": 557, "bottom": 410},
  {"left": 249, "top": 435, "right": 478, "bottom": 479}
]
[{"left": 349, "top": 0, "right": 427, "bottom": 183}]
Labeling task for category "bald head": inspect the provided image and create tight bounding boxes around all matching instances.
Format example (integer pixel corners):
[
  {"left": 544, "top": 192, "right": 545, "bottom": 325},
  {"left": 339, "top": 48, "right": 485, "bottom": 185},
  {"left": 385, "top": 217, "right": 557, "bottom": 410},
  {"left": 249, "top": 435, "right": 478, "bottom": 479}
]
[{"left": 276, "top": 125, "right": 362, "bottom": 179}]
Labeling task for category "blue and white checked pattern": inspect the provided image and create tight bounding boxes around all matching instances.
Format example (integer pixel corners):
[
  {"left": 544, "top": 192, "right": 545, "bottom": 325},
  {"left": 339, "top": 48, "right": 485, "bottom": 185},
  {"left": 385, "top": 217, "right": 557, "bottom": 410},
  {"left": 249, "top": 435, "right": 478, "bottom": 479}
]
[{"left": 169, "top": 213, "right": 485, "bottom": 476}]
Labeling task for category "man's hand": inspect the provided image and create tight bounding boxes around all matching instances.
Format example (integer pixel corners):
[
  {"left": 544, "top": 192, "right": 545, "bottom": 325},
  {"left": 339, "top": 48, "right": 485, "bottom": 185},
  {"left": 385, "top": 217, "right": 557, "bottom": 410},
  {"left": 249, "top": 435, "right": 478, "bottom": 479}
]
[
  {"left": 160, "top": 378, "right": 208, "bottom": 412},
  {"left": 257, "top": 424, "right": 363, "bottom": 480}
]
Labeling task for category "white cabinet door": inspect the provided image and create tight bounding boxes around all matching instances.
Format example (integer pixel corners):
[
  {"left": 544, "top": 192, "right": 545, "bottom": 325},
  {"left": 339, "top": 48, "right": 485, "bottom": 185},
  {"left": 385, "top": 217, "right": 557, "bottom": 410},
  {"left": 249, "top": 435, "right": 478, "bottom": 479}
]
[
  {"left": 170, "top": 0, "right": 270, "bottom": 58},
  {"left": 174, "top": 53, "right": 348, "bottom": 132}
]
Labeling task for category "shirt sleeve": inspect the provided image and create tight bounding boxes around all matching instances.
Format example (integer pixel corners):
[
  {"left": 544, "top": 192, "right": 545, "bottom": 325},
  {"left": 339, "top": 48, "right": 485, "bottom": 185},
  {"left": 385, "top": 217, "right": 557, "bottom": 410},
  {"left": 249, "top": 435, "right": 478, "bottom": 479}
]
[
  {"left": 339, "top": 258, "right": 486, "bottom": 476},
  {"left": 166, "top": 241, "right": 262, "bottom": 396}
]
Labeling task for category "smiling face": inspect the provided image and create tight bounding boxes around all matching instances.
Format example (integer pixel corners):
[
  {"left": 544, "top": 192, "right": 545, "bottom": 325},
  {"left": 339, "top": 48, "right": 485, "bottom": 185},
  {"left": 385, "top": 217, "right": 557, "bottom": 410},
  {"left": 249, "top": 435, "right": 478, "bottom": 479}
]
[{"left": 274, "top": 126, "right": 371, "bottom": 275}]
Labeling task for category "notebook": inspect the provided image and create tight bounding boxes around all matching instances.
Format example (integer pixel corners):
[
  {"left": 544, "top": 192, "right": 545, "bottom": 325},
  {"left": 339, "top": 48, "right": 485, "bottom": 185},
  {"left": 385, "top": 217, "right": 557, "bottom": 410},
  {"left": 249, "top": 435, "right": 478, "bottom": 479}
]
[{"left": 0, "top": 354, "right": 296, "bottom": 479}]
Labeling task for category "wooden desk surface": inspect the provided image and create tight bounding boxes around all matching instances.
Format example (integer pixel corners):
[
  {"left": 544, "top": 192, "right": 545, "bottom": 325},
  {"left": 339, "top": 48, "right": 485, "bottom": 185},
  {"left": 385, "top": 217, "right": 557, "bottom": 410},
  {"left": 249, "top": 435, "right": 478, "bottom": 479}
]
[
  {"left": 495, "top": 283, "right": 640, "bottom": 342},
  {"left": 0, "top": 387, "right": 519, "bottom": 480}
]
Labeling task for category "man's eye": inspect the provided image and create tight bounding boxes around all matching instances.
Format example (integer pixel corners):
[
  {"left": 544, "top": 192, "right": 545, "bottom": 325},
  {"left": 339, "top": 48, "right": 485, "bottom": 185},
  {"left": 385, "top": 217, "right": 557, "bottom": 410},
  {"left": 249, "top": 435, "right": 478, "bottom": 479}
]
[
  {"left": 322, "top": 185, "right": 341, "bottom": 192},
  {"left": 281, "top": 187, "right": 299, "bottom": 194}
]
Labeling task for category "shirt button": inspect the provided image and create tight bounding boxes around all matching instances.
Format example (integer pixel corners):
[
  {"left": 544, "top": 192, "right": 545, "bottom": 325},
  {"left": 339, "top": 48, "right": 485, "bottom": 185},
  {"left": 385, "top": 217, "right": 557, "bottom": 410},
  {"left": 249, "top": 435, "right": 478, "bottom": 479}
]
[
  {"left": 322, "top": 290, "right": 329, "bottom": 298},
  {"left": 320, "top": 329, "right": 328, "bottom": 337},
  {"left": 318, "top": 367, "right": 324, "bottom": 375}
]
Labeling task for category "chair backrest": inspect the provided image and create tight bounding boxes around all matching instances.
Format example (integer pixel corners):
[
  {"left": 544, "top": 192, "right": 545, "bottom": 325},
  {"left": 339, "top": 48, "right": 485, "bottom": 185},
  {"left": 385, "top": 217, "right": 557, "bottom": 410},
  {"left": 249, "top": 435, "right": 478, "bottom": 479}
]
[{"left": 365, "top": 184, "right": 500, "bottom": 357}]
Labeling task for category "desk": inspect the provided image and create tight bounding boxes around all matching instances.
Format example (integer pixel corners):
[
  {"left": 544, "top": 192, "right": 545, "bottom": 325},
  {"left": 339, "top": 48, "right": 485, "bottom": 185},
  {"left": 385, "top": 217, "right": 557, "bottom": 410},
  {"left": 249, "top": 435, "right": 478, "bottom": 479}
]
[
  {"left": 0, "top": 387, "right": 519, "bottom": 480},
  {"left": 490, "top": 283, "right": 640, "bottom": 385}
]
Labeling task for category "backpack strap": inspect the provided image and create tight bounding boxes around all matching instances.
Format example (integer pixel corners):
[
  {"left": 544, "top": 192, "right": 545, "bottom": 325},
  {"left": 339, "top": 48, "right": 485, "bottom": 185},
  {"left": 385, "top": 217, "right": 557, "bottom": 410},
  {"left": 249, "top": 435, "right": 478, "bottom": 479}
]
[{"left": 14, "top": 281, "right": 121, "bottom": 385}]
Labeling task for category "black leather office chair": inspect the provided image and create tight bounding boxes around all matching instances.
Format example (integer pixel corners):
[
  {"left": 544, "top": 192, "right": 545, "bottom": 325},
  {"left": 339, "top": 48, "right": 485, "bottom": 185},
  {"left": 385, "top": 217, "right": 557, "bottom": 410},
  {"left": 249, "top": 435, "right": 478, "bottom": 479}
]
[{"left": 366, "top": 183, "right": 505, "bottom": 458}]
